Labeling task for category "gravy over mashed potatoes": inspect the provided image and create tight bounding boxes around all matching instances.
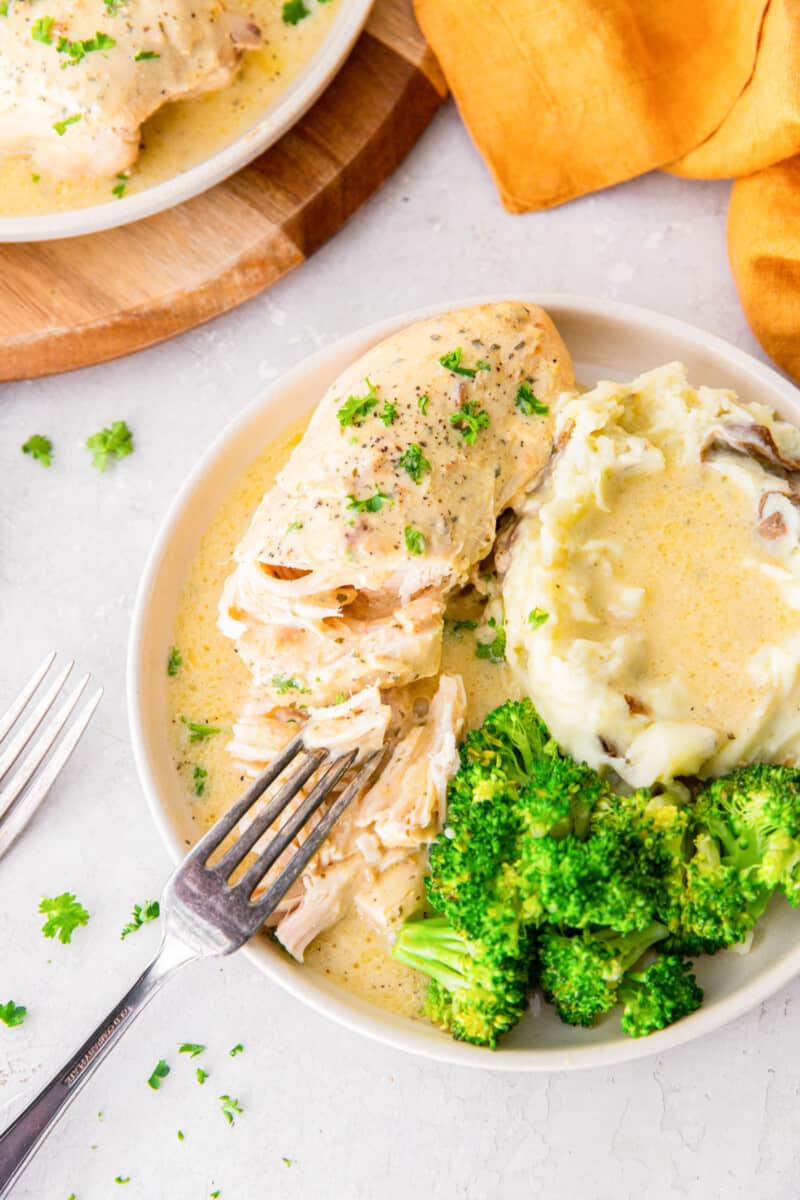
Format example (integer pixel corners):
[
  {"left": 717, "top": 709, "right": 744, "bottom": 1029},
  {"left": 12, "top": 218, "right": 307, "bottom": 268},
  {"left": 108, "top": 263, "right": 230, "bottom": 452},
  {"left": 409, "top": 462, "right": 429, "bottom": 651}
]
[{"left": 504, "top": 362, "right": 800, "bottom": 788}]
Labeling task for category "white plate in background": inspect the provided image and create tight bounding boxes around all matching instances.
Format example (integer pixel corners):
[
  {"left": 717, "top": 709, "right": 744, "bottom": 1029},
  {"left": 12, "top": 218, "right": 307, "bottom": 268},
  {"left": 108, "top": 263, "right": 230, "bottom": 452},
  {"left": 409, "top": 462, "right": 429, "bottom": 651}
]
[
  {"left": 0, "top": 0, "right": 374, "bottom": 243},
  {"left": 128, "top": 294, "right": 800, "bottom": 1070}
]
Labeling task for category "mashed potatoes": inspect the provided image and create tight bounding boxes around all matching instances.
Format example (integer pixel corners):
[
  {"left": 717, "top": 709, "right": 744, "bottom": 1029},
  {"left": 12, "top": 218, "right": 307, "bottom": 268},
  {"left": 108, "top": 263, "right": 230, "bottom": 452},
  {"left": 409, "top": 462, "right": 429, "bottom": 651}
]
[{"left": 503, "top": 362, "right": 800, "bottom": 787}]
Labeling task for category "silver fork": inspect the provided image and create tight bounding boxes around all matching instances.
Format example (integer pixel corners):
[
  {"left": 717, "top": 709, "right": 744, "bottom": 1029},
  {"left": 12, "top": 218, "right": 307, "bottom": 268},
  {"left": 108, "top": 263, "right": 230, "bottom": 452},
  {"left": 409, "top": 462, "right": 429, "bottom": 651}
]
[
  {"left": 0, "top": 729, "right": 383, "bottom": 1197},
  {"left": 0, "top": 653, "right": 103, "bottom": 861}
]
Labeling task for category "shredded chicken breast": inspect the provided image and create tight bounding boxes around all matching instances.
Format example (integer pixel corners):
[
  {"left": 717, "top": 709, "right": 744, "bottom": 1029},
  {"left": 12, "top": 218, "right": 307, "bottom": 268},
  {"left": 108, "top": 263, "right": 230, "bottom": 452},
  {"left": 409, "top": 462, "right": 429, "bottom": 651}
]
[
  {"left": 219, "top": 301, "right": 575, "bottom": 959},
  {"left": 0, "top": 0, "right": 259, "bottom": 178}
]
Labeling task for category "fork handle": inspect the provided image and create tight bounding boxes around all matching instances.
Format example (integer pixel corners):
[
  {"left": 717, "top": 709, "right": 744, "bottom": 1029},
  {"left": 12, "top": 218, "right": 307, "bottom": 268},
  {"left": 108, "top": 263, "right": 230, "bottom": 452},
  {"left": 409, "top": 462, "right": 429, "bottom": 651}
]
[{"left": 0, "top": 935, "right": 195, "bottom": 1197}]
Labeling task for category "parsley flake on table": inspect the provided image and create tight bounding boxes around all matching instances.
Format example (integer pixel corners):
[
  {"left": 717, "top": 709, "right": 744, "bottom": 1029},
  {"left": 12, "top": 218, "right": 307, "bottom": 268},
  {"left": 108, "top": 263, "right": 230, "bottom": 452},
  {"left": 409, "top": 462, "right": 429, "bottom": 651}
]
[
  {"left": 196, "top": 1067, "right": 209, "bottom": 1084},
  {"left": 438, "top": 347, "right": 491, "bottom": 379},
  {"left": 449, "top": 402, "right": 490, "bottom": 445},
  {"left": 527, "top": 607, "right": 549, "bottom": 628},
  {"left": 181, "top": 717, "right": 221, "bottom": 743},
  {"left": 0, "top": 1001, "right": 26, "bottom": 1027},
  {"left": 134, "top": 49, "right": 159, "bottom": 59},
  {"left": 475, "top": 617, "right": 506, "bottom": 664},
  {"left": 120, "top": 900, "right": 160, "bottom": 940},
  {"left": 193, "top": 765, "right": 208, "bottom": 797},
  {"left": 39, "top": 893, "right": 89, "bottom": 944},
  {"left": 167, "top": 646, "right": 182, "bottom": 676},
  {"left": 345, "top": 488, "right": 391, "bottom": 514},
  {"left": 147, "top": 1058, "right": 170, "bottom": 1089},
  {"left": 57, "top": 31, "right": 115, "bottom": 65},
  {"left": 114, "top": 1177, "right": 130, "bottom": 1185},
  {"left": 417, "top": 393, "right": 429, "bottom": 415},
  {"left": 53, "top": 112, "right": 82, "bottom": 135},
  {"left": 177, "top": 1129, "right": 185, "bottom": 1141},
  {"left": 404, "top": 526, "right": 425, "bottom": 556},
  {"left": 336, "top": 378, "right": 378, "bottom": 427},
  {"left": 228, "top": 1043, "right": 244, "bottom": 1057},
  {"left": 396, "top": 442, "right": 431, "bottom": 484},
  {"left": 219, "top": 1094, "right": 244, "bottom": 1125},
  {"left": 281, "top": 0, "right": 308, "bottom": 21},
  {"left": 32, "top": 15, "right": 54, "bottom": 42},
  {"left": 21, "top": 434, "right": 53, "bottom": 467},
  {"left": 378, "top": 400, "right": 397, "bottom": 426},
  {"left": 282, "top": 1158, "right": 293, "bottom": 1168},
  {"left": 271, "top": 674, "right": 309, "bottom": 694},
  {"left": 85, "top": 419, "right": 133, "bottom": 470},
  {"left": 210, "top": 1192, "right": 220, "bottom": 1198},
  {"left": 515, "top": 381, "right": 549, "bottom": 416}
]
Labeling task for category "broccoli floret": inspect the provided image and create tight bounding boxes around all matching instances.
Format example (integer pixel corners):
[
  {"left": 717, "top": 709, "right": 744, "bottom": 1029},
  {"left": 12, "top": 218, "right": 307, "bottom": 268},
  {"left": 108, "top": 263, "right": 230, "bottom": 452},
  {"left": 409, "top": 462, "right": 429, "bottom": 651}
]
[
  {"left": 678, "top": 764, "right": 800, "bottom": 949},
  {"left": 538, "top": 922, "right": 668, "bottom": 1027},
  {"left": 392, "top": 917, "right": 532, "bottom": 1048},
  {"left": 619, "top": 955, "right": 703, "bottom": 1037}
]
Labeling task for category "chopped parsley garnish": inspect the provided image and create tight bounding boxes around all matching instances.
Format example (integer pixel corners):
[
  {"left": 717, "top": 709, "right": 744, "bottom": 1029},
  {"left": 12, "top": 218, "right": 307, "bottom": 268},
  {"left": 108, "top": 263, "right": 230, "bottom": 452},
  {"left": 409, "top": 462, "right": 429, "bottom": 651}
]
[
  {"left": 115, "top": 1178, "right": 130, "bottom": 1185},
  {"left": 417, "top": 394, "right": 429, "bottom": 414},
  {"left": 179, "top": 1042, "right": 205, "bottom": 1057},
  {"left": 345, "top": 488, "right": 390, "bottom": 514},
  {"left": 396, "top": 442, "right": 430, "bottom": 484},
  {"left": 438, "top": 348, "right": 491, "bottom": 379},
  {"left": 39, "top": 893, "right": 89, "bottom": 944},
  {"left": 167, "top": 646, "right": 182, "bottom": 676},
  {"left": 32, "top": 15, "right": 54, "bottom": 43},
  {"left": 196, "top": 1067, "right": 209, "bottom": 1084},
  {"left": 449, "top": 402, "right": 490, "bottom": 445},
  {"left": 219, "top": 1094, "right": 244, "bottom": 1125},
  {"left": 147, "top": 1059, "right": 170, "bottom": 1090},
  {"left": 85, "top": 419, "right": 133, "bottom": 470},
  {"left": 31, "top": 173, "right": 40, "bottom": 182},
  {"left": 475, "top": 617, "right": 506, "bottom": 664},
  {"left": 181, "top": 717, "right": 221, "bottom": 743},
  {"left": 177, "top": 1130, "right": 185, "bottom": 1141},
  {"left": 378, "top": 400, "right": 397, "bottom": 426},
  {"left": 336, "top": 378, "right": 378, "bottom": 427},
  {"left": 0, "top": 1001, "right": 26, "bottom": 1027},
  {"left": 282, "top": 1158, "right": 293, "bottom": 1168},
  {"left": 210, "top": 1192, "right": 220, "bottom": 1198},
  {"left": 120, "top": 900, "right": 160, "bottom": 940},
  {"left": 527, "top": 607, "right": 549, "bottom": 628},
  {"left": 21, "top": 434, "right": 52, "bottom": 467},
  {"left": 515, "top": 382, "right": 549, "bottom": 416},
  {"left": 111, "top": 175, "right": 127, "bottom": 199},
  {"left": 57, "top": 31, "right": 116, "bottom": 65},
  {"left": 193, "top": 765, "right": 208, "bottom": 797},
  {"left": 103, "top": 0, "right": 122, "bottom": 12},
  {"left": 229, "top": 1043, "right": 244, "bottom": 1057},
  {"left": 271, "top": 674, "right": 308, "bottom": 694},
  {"left": 444, "top": 617, "right": 478, "bottom": 636},
  {"left": 286, "top": 520, "right": 303, "bottom": 532},
  {"left": 404, "top": 526, "right": 425, "bottom": 556},
  {"left": 0, "top": 2, "right": 9, "bottom": 15},
  {"left": 53, "top": 112, "right": 82, "bottom": 135},
  {"left": 134, "top": 49, "right": 159, "bottom": 59},
  {"left": 281, "top": 0, "right": 308, "bottom": 21}
]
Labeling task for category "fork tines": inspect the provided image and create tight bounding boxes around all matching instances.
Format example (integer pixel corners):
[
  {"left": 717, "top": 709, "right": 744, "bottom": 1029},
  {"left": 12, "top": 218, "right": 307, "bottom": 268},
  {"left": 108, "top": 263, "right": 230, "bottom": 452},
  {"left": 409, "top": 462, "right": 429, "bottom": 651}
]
[
  {"left": 0, "top": 653, "right": 103, "bottom": 860},
  {"left": 187, "top": 733, "right": 384, "bottom": 923}
]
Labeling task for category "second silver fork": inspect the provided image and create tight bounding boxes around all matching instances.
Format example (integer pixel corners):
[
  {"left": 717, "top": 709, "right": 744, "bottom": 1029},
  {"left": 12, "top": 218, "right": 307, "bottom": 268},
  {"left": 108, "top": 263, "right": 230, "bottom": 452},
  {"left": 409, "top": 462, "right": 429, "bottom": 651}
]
[{"left": 0, "top": 731, "right": 383, "bottom": 1198}]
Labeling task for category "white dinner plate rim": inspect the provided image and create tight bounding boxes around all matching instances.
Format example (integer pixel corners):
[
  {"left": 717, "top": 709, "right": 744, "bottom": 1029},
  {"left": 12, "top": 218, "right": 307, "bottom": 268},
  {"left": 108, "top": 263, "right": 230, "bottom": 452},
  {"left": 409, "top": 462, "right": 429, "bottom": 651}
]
[
  {"left": 0, "top": 0, "right": 374, "bottom": 243},
  {"left": 128, "top": 293, "right": 800, "bottom": 1071}
]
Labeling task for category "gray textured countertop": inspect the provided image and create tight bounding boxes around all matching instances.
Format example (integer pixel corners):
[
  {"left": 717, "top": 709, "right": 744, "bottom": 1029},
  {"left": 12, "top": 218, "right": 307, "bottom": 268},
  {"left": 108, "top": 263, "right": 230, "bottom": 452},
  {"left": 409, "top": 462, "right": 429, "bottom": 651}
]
[{"left": 1, "top": 102, "right": 791, "bottom": 1200}]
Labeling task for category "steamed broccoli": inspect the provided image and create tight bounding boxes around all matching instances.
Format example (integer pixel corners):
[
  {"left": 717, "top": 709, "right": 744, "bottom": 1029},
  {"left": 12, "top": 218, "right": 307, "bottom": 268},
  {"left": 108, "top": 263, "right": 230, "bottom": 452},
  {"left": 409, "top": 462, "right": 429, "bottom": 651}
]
[
  {"left": 392, "top": 916, "right": 533, "bottom": 1047},
  {"left": 619, "top": 955, "right": 703, "bottom": 1037},
  {"left": 538, "top": 923, "right": 669, "bottom": 1027}
]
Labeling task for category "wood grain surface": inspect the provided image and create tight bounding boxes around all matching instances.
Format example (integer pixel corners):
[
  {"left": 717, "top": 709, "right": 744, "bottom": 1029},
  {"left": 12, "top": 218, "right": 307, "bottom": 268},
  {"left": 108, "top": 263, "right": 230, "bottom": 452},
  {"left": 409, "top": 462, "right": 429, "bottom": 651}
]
[{"left": 0, "top": 0, "right": 446, "bottom": 382}]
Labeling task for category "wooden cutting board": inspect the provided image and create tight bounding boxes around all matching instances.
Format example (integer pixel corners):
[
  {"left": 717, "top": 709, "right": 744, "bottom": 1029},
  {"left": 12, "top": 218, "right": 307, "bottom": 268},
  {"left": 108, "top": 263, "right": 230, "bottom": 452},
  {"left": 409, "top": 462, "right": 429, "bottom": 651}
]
[{"left": 0, "top": 0, "right": 446, "bottom": 382}]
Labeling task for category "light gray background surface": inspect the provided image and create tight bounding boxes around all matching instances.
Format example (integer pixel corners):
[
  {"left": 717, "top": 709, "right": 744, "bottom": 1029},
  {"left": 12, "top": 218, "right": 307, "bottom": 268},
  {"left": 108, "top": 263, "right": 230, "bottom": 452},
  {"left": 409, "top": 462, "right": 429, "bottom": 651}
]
[{"left": 0, "top": 101, "right": 793, "bottom": 1200}]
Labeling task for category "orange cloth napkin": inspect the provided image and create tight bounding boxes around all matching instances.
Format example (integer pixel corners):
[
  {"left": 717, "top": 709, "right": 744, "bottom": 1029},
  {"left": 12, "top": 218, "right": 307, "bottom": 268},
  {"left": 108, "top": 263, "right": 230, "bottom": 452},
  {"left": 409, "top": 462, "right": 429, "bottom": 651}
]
[{"left": 414, "top": 0, "right": 800, "bottom": 382}]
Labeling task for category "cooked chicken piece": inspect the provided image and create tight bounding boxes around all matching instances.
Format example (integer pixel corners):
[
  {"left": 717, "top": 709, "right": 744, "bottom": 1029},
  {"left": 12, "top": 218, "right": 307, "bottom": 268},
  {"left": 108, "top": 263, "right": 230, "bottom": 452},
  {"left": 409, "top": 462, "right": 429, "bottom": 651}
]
[
  {"left": 355, "top": 674, "right": 467, "bottom": 847},
  {"left": 0, "top": 0, "right": 259, "bottom": 178},
  {"left": 353, "top": 853, "right": 427, "bottom": 930},
  {"left": 219, "top": 301, "right": 574, "bottom": 707},
  {"left": 274, "top": 858, "right": 363, "bottom": 963}
]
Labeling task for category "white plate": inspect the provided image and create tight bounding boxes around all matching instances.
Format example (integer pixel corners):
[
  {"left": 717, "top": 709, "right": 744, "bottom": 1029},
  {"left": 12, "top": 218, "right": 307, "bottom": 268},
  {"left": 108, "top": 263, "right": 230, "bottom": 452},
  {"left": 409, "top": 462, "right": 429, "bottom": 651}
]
[
  {"left": 0, "top": 0, "right": 374, "bottom": 243},
  {"left": 128, "top": 294, "right": 800, "bottom": 1071}
]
